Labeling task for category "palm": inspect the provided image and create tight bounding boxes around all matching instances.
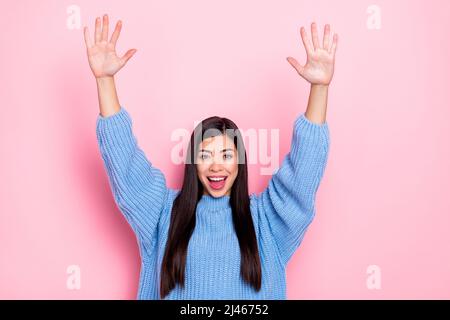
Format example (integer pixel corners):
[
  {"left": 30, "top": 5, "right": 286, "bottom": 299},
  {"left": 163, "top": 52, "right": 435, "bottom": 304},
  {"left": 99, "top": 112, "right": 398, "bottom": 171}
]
[
  {"left": 287, "top": 22, "right": 338, "bottom": 86},
  {"left": 300, "top": 49, "right": 335, "bottom": 85},
  {"left": 83, "top": 15, "right": 137, "bottom": 78},
  {"left": 87, "top": 42, "right": 123, "bottom": 78}
]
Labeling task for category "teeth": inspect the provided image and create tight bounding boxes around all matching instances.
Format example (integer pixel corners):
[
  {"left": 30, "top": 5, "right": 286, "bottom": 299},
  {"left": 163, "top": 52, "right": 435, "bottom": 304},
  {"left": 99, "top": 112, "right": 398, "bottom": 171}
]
[{"left": 208, "top": 177, "right": 225, "bottom": 181}]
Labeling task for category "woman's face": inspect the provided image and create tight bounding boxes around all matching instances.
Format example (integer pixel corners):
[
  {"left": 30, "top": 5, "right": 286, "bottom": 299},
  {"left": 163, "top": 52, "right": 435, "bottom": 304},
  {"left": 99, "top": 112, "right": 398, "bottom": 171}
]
[{"left": 196, "top": 134, "right": 238, "bottom": 197}]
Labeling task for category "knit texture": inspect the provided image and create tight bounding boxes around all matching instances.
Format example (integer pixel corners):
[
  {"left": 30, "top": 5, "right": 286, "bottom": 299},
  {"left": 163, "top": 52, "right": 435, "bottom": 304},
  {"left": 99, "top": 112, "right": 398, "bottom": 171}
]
[{"left": 96, "top": 106, "right": 330, "bottom": 299}]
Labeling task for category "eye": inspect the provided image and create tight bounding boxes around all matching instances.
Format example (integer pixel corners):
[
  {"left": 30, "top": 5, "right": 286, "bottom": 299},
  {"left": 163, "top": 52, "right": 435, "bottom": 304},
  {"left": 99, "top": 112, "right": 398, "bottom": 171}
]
[
  {"left": 224, "top": 153, "right": 233, "bottom": 160},
  {"left": 199, "top": 153, "right": 210, "bottom": 160}
]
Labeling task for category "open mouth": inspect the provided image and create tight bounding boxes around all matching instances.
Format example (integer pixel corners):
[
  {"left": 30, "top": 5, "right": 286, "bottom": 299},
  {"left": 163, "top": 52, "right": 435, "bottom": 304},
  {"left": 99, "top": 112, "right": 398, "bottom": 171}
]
[{"left": 207, "top": 176, "right": 228, "bottom": 190}]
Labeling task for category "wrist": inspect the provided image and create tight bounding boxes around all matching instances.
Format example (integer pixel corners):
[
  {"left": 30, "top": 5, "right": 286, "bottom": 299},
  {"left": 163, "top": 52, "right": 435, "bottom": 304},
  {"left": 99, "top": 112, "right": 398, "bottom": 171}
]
[
  {"left": 311, "top": 83, "right": 329, "bottom": 89},
  {"left": 96, "top": 76, "right": 115, "bottom": 83}
]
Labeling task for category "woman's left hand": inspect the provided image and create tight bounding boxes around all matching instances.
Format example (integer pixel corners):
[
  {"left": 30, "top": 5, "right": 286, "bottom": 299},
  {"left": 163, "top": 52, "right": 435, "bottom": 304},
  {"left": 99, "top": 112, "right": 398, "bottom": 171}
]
[{"left": 287, "top": 22, "right": 338, "bottom": 86}]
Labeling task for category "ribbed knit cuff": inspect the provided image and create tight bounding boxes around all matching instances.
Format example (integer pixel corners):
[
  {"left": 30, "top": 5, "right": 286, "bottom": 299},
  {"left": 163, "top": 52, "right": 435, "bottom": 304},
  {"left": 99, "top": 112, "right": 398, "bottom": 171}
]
[
  {"left": 290, "top": 113, "right": 330, "bottom": 162},
  {"left": 96, "top": 106, "right": 132, "bottom": 130},
  {"left": 294, "top": 113, "right": 330, "bottom": 144}
]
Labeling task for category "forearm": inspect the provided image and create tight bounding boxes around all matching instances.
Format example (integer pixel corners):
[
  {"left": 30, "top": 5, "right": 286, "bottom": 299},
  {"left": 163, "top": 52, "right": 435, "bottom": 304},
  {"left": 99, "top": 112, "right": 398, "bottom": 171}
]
[
  {"left": 304, "top": 84, "right": 328, "bottom": 124},
  {"left": 96, "top": 76, "right": 121, "bottom": 117}
]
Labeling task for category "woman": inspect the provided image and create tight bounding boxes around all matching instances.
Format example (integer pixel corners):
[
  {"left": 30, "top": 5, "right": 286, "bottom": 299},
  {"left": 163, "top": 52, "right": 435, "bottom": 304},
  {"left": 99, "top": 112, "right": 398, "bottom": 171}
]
[{"left": 84, "top": 14, "right": 337, "bottom": 300}]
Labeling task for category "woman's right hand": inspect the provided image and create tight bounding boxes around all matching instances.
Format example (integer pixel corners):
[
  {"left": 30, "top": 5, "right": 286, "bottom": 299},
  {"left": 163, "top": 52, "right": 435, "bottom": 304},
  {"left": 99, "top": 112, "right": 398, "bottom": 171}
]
[{"left": 83, "top": 14, "right": 137, "bottom": 79}]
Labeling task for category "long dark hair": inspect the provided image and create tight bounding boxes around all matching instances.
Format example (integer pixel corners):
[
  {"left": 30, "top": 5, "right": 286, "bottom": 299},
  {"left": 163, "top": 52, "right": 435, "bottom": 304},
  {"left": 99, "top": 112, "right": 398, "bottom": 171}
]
[{"left": 159, "top": 116, "right": 262, "bottom": 298}]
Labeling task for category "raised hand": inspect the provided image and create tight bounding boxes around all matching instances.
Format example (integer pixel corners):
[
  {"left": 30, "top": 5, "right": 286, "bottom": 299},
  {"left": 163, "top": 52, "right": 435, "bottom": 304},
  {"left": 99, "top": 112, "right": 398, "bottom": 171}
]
[
  {"left": 287, "top": 22, "right": 338, "bottom": 86},
  {"left": 83, "top": 14, "right": 137, "bottom": 79}
]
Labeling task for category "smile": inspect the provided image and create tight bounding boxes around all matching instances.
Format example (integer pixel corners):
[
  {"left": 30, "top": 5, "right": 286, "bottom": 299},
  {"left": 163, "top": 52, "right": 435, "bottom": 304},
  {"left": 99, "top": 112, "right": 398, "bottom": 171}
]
[{"left": 207, "top": 176, "right": 228, "bottom": 190}]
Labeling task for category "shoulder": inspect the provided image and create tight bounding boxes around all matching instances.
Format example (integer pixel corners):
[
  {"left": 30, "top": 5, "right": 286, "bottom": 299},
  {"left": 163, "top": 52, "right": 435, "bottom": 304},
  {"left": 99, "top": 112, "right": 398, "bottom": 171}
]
[
  {"left": 249, "top": 192, "right": 261, "bottom": 223},
  {"left": 157, "top": 188, "right": 180, "bottom": 226}
]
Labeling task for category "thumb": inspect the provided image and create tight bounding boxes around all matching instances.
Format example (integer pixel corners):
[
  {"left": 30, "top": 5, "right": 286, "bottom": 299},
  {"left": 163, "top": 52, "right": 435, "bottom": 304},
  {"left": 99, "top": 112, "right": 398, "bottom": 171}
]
[
  {"left": 121, "top": 49, "right": 137, "bottom": 65},
  {"left": 286, "top": 57, "right": 304, "bottom": 76}
]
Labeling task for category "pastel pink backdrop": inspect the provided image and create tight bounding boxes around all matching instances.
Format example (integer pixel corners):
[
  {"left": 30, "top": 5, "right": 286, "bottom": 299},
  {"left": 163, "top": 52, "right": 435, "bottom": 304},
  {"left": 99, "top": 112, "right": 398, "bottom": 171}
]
[{"left": 1, "top": 0, "right": 449, "bottom": 299}]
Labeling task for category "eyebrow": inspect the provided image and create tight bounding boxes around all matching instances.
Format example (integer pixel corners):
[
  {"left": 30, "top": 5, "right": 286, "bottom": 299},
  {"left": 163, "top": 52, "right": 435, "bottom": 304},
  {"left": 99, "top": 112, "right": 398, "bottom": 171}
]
[{"left": 199, "top": 148, "right": 234, "bottom": 154}]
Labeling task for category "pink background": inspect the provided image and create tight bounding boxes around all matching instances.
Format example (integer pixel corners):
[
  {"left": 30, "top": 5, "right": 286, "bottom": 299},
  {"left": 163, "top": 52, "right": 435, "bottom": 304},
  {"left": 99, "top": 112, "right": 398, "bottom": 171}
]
[{"left": 1, "top": 0, "right": 449, "bottom": 299}]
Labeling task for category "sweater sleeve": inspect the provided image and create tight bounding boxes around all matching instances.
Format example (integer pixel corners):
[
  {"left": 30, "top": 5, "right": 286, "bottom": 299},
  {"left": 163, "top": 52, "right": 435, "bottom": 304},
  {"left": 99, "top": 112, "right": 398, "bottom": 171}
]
[
  {"left": 255, "top": 113, "right": 330, "bottom": 266},
  {"left": 96, "top": 106, "right": 169, "bottom": 255}
]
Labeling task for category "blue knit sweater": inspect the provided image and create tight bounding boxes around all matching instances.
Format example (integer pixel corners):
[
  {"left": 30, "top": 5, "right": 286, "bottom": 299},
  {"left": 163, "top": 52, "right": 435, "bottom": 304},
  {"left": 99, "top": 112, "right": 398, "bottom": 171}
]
[{"left": 96, "top": 106, "right": 330, "bottom": 300}]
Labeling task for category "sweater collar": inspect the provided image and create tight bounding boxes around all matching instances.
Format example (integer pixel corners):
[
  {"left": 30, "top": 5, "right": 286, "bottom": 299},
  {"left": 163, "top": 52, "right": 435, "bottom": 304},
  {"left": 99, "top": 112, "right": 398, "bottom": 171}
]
[
  {"left": 196, "top": 194, "right": 231, "bottom": 211},
  {"left": 195, "top": 194, "right": 233, "bottom": 232}
]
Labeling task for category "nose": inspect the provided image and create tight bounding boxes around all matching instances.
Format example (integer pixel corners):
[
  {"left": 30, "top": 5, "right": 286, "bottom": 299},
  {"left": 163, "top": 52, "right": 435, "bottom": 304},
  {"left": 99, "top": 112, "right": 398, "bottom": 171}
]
[
  {"left": 209, "top": 162, "right": 223, "bottom": 171},
  {"left": 209, "top": 152, "right": 226, "bottom": 166}
]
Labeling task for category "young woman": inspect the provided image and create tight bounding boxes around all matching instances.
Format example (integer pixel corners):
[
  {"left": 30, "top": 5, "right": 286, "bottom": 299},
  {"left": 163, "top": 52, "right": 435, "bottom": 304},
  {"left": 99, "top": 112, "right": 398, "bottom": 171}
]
[{"left": 84, "top": 14, "right": 337, "bottom": 300}]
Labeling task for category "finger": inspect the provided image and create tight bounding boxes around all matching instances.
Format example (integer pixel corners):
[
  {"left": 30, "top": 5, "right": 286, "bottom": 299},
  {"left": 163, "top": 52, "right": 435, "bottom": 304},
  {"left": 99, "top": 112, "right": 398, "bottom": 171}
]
[
  {"left": 323, "top": 24, "right": 331, "bottom": 52},
  {"left": 330, "top": 33, "right": 338, "bottom": 56},
  {"left": 300, "top": 26, "right": 314, "bottom": 56},
  {"left": 94, "top": 17, "right": 101, "bottom": 44},
  {"left": 120, "top": 49, "right": 137, "bottom": 65},
  {"left": 83, "top": 26, "right": 93, "bottom": 48},
  {"left": 311, "top": 22, "right": 321, "bottom": 50},
  {"left": 286, "top": 56, "right": 304, "bottom": 76},
  {"left": 110, "top": 20, "right": 122, "bottom": 46},
  {"left": 101, "top": 14, "right": 109, "bottom": 42}
]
